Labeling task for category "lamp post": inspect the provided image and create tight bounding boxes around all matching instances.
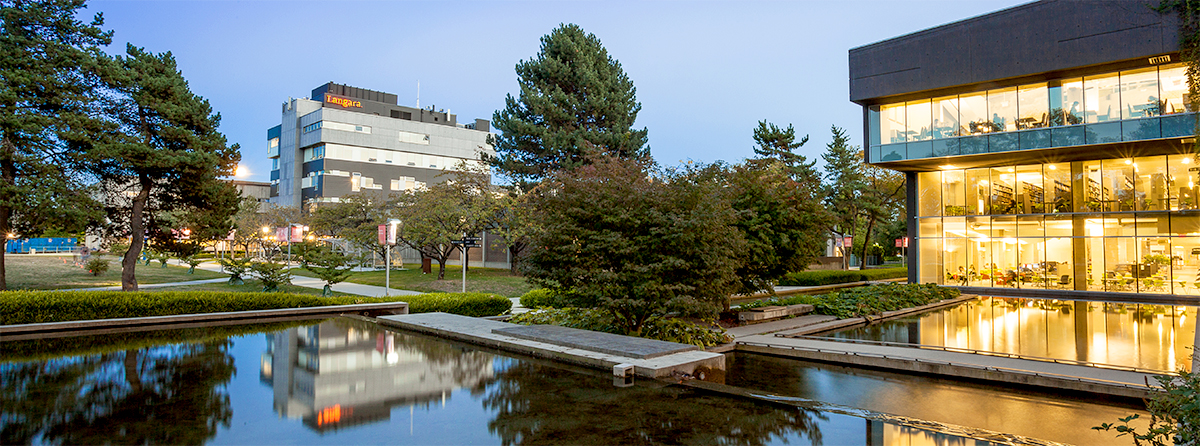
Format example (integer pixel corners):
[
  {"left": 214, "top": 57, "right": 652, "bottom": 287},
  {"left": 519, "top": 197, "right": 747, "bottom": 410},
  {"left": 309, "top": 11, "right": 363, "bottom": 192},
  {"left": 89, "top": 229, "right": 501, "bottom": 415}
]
[
  {"left": 385, "top": 219, "right": 400, "bottom": 296},
  {"left": 260, "top": 226, "right": 270, "bottom": 260}
]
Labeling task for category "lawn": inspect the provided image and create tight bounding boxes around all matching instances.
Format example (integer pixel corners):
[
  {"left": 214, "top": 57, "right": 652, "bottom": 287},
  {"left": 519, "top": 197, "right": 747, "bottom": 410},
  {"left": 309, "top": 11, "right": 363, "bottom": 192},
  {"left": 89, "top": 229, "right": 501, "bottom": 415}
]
[
  {"left": 291, "top": 263, "right": 534, "bottom": 298},
  {"left": 3, "top": 254, "right": 225, "bottom": 290},
  {"left": 143, "top": 281, "right": 354, "bottom": 296}
]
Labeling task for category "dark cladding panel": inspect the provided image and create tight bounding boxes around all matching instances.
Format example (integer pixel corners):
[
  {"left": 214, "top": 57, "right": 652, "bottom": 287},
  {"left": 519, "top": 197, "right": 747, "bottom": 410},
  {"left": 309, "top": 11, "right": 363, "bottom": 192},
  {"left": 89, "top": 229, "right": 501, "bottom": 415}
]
[{"left": 850, "top": 0, "right": 1180, "bottom": 103}]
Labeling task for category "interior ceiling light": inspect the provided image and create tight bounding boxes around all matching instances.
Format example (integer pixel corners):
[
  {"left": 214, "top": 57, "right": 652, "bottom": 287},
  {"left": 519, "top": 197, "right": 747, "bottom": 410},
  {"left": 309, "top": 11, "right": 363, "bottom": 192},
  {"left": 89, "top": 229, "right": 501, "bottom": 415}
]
[
  {"left": 1184, "top": 158, "right": 1192, "bottom": 164},
  {"left": 939, "top": 165, "right": 957, "bottom": 170},
  {"left": 1047, "top": 165, "right": 1057, "bottom": 170},
  {"left": 1126, "top": 159, "right": 1134, "bottom": 165}
]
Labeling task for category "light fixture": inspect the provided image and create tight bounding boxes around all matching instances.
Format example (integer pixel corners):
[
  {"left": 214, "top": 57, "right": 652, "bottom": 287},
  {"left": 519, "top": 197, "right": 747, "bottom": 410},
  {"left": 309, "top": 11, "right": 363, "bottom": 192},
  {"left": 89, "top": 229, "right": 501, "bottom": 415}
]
[
  {"left": 939, "top": 165, "right": 958, "bottom": 170},
  {"left": 1185, "top": 158, "right": 1192, "bottom": 165},
  {"left": 1047, "top": 165, "right": 1057, "bottom": 170},
  {"left": 262, "top": 226, "right": 270, "bottom": 234},
  {"left": 1007, "top": 167, "right": 1015, "bottom": 172},
  {"left": 1126, "top": 159, "right": 1133, "bottom": 165}
]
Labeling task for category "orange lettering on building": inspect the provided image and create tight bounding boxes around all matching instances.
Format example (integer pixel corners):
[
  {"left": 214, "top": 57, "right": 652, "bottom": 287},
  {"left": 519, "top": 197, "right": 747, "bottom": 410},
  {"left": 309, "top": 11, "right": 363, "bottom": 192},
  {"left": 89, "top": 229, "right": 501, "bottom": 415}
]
[
  {"left": 324, "top": 93, "right": 363, "bottom": 108},
  {"left": 316, "top": 404, "right": 345, "bottom": 426}
]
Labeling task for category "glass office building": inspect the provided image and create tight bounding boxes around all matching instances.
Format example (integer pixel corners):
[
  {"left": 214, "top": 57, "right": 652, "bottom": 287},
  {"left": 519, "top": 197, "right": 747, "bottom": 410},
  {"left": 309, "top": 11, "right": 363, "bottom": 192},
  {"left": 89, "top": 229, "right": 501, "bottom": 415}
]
[{"left": 850, "top": 0, "right": 1196, "bottom": 300}]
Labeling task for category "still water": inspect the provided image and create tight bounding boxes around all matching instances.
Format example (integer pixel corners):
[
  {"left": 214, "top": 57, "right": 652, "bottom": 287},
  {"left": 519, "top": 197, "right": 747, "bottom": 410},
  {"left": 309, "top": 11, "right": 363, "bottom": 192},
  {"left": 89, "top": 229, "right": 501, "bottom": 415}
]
[
  {"left": 823, "top": 296, "right": 1198, "bottom": 372},
  {"left": 0, "top": 317, "right": 1116, "bottom": 445}
]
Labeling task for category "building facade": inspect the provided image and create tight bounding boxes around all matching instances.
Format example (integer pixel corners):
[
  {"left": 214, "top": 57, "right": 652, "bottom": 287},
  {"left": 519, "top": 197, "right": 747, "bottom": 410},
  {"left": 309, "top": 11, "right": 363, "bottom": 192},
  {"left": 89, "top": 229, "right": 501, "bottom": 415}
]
[
  {"left": 268, "top": 82, "right": 494, "bottom": 207},
  {"left": 851, "top": 0, "right": 1199, "bottom": 301}
]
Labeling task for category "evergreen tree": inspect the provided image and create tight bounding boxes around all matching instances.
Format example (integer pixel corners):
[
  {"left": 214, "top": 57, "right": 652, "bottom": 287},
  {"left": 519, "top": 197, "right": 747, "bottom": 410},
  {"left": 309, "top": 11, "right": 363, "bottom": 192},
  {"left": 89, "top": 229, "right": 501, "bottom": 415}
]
[
  {"left": 821, "top": 125, "right": 862, "bottom": 269},
  {"left": 752, "top": 120, "right": 821, "bottom": 186},
  {"left": 486, "top": 23, "right": 649, "bottom": 190},
  {"left": 0, "top": 0, "right": 111, "bottom": 289},
  {"left": 87, "top": 44, "right": 241, "bottom": 291}
]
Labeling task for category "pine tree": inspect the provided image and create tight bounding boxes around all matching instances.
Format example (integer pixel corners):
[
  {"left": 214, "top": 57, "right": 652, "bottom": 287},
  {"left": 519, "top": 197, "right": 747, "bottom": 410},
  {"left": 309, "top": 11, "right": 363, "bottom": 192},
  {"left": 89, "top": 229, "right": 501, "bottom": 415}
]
[
  {"left": 87, "top": 45, "right": 241, "bottom": 291},
  {"left": 821, "top": 125, "right": 862, "bottom": 269},
  {"left": 486, "top": 23, "right": 650, "bottom": 190},
  {"left": 752, "top": 120, "right": 821, "bottom": 187},
  {"left": 0, "top": 0, "right": 111, "bottom": 289}
]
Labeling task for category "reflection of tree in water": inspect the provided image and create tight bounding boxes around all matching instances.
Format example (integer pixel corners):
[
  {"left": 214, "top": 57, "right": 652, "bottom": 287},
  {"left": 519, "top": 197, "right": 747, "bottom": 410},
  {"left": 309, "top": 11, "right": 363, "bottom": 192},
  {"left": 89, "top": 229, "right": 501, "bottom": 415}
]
[
  {"left": 483, "top": 361, "right": 825, "bottom": 446},
  {"left": 1, "top": 340, "right": 235, "bottom": 444}
]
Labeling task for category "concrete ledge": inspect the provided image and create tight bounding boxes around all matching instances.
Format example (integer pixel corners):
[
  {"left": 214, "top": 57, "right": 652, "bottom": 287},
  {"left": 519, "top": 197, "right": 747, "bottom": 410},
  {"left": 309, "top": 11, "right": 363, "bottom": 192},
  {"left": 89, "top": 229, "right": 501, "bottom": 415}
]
[
  {"left": 379, "top": 312, "right": 724, "bottom": 379},
  {"left": 0, "top": 302, "right": 409, "bottom": 335},
  {"left": 733, "top": 277, "right": 907, "bottom": 303},
  {"left": 775, "top": 294, "right": 978, "bottom": 337},
  {"left": 738, "top": 304, "right": 814, "bottom": 322}
]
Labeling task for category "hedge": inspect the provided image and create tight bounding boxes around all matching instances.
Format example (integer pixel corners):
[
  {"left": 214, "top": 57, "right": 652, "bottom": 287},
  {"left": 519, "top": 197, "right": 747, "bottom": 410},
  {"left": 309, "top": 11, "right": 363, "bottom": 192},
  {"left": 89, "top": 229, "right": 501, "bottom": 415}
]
[
  {"left": 739, "top": 283, "right": 960, "bottom": 319},
  {"left": 777, "top": 267, "right": 907, "bottom": 286},
  {"left": 508, "top": 307, "right": 730, "bottom": 347},
  {"left": 0, "top": 290, "right": 512, "bottom": 325}
]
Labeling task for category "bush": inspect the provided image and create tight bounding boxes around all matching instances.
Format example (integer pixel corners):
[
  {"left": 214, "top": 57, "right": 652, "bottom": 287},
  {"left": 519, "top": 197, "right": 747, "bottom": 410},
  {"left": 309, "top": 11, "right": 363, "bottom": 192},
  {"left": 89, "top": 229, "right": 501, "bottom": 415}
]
[
  {"left": 250, "top": 261, "right": 292, "bottom": 292},
  {"left": 778, "top": 267, "right": 907, "bottom": 286},
  {"left": 519, "top": 288, "right": 572, "bottom": 308},
  {"left": 85, "top": 258, "right": 109, "bottom": 276},
  {"left": 1095, "top": 367, "right": 1200, "bottom": 445},
  {"left": 0, "top": 291, "right": 392, "bottom": 325},
  {"left": 218, "top": 257, "right": 250, "bottom": 285},
  {"left": 404, "top": 292, "right": 511, "bottom": 317},
  {"left": 740, "top": 283, "right": 959, "bottom": 319},
  {"left": 0, "top": 290, "right": 511, "bottom": 325},
  {"left": 508, "top": 307, "right": 730, "bottom": 347}
]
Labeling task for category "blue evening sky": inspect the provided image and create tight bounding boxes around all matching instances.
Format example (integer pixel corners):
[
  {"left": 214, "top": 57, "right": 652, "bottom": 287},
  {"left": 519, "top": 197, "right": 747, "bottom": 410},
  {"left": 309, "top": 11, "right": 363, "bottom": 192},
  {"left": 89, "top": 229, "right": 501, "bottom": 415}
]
[{"left": 88, "top": 0, "right": 1027, "bottom": 184}]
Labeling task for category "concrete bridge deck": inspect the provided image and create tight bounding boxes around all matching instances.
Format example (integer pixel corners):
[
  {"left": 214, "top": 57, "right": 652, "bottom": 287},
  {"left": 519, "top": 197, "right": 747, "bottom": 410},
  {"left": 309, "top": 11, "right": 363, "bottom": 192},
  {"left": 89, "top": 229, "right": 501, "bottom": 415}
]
[{"left": 736, "top": 334, "right": 1164, "bottom": 399}]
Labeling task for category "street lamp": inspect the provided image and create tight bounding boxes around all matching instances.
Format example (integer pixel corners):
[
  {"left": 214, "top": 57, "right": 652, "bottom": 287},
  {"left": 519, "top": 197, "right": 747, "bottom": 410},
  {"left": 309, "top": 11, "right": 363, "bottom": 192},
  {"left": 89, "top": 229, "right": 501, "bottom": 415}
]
[{"left": 385, "top": 219, "right": 400, "bottom": 296}]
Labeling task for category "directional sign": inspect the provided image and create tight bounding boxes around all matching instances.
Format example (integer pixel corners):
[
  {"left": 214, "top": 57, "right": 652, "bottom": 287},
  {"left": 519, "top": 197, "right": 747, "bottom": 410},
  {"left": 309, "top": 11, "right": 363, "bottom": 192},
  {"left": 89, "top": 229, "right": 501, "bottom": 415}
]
[{"left": 451, "top": 239, "right": 482, "bottom": 248}]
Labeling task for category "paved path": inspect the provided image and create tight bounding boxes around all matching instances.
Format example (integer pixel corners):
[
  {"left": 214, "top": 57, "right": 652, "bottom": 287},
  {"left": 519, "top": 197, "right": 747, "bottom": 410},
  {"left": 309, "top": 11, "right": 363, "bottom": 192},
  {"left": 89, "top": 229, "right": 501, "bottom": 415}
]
[
  {"left": 67, "top": 259, "right": 423, "bottom": 297},
  {"left": 736, "top": 334, "right": 1161, "bottom": 398}
]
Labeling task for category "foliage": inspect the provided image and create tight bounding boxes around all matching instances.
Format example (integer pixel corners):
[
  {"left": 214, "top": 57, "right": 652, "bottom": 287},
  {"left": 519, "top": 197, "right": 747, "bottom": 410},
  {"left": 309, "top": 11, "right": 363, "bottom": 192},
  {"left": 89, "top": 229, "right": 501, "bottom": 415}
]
[
  {"left": 308, "top": 193, "right": 393, "bottom": 265},
  {"left": 217, "top": 256, "right": 249, "bottom": 285},
  {"left": 0, "top": 0, "right": 112, "bottom": 290},
  {"left": 85, "top": 258, "right": 108, "bottom": 276},
  {"left": 296, "top": 242, "right": 353, "bottom": 296},
  {"left": 249, "top": 261, "right": 291, "bottom": 292},
  {"left": 485, "top": 23, "right": 649, "bottom": 191},
  {"left": 85, "top": 44, "right": 240, "bottom": 291},
  {"left": 0, "top": 290, "right": 414, "bottom": 325},
  {"left": 1156, "top": 0, "right": 1200, "bottom": 136},
  {"left": 509, "top": 307, "right": 731, "bottom": 347},
  {"left": 740, "top": 283, "right": 959, "bottom": 319},
  {"left": 752, "top": 120, "right": 820, "bottom": 186},
  {"left": 714, "top": 160, "right": 830, "bottom": 303},
  {"left": 777, "top": 267, "right": 907, "bottom": 286},
  {"left": 404, "top": 292, "right": 512, "bottom": 317},
  {"left": 821, "top": 125, "right": 862, "bottom": 268},
  {"left": 522, "top": 157, "right": 743, "bottom": 336},
  {"left": 1095, "top": 368, "right": 1200, "bottom": 445},
  {"left": 394, "top": 169, "right": 500, "bottom": 280},
  {"left": 518, "top": 288, "right": 572, "bottom": 308}
]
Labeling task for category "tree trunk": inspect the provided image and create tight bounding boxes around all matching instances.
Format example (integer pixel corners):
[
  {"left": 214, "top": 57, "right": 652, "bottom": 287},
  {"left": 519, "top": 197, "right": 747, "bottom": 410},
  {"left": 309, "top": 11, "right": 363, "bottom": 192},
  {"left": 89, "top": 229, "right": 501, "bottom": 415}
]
[
  {"left": 508, "top": 244, "right": 523, "bottom": 275},
  {"left": 859, "top": 217, "right": 877, "bottom": 269},
  {"left": 124, "top": 349, "right": 142, "bottom": 393},
  {"left": 0, "top": 137, "right": 16, "bottom": 291},
  {"left": 122, "top": 176, "right": 152, "bottom": 291},
  {"left": 436, "top": 258, "right": 447, "bottom": 280}
]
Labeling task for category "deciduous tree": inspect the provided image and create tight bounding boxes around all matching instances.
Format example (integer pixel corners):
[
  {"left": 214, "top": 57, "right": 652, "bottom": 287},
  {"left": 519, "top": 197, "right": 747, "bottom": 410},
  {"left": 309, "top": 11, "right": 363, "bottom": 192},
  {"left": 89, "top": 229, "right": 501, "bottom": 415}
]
[
  {"left": 394, "top": 172, "right": 499, "bottom": 280},
  {"left": 486, "top": 23, "right": 649, "bottom": 190}
]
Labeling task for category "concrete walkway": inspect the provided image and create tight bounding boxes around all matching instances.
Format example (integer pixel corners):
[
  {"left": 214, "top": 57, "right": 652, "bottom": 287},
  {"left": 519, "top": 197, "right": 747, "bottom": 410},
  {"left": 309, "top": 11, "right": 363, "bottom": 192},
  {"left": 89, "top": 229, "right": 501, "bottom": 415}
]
[{"left": 736, "top": 335, "right": 1161, "bottom": 398}]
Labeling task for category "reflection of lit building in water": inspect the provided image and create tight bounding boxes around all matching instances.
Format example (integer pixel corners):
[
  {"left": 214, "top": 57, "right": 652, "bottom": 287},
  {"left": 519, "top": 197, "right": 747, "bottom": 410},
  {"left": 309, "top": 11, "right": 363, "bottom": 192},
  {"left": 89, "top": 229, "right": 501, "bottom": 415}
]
[
  {"left": 829, "top": 297, "right": 1197, "bottom": 372},
  {"left": 259, "top": 319, "right": 494, "bottom": 432}
]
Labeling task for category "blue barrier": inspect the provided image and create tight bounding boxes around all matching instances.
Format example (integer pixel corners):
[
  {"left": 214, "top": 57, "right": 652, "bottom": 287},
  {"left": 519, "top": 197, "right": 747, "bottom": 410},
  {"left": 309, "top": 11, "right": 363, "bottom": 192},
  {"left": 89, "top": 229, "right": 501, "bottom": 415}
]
[{"left": 5, "top": 238, "right": 78, "bottom": 254}]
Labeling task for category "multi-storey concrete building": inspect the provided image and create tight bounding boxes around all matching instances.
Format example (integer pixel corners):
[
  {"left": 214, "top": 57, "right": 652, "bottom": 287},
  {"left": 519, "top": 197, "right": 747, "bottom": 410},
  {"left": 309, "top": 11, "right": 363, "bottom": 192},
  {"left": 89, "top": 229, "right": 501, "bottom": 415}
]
[
  {"left": 852, "top": 0, "right": 1198, "bottom": 301},
  {"left": 268, "top": 82, "right": 494, "bottom": 207}
]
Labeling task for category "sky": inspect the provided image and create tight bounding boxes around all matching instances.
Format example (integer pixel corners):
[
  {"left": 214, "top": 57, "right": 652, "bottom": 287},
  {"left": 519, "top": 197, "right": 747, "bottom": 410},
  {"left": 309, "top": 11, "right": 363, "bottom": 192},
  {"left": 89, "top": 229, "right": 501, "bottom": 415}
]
[{"left": 86, "top": 0, "right": 1029, "bottom": 184}]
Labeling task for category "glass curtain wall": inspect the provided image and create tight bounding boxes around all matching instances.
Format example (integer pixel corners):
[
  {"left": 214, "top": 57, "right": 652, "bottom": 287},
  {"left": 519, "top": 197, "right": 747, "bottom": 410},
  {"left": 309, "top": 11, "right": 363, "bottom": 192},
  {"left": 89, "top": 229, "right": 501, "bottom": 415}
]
[
  {"left": 917, "top": 154, "right": 1200, "bottom": 296},
  {"left": 870, "top": 64, "right": 1192, "bottom": 161}
]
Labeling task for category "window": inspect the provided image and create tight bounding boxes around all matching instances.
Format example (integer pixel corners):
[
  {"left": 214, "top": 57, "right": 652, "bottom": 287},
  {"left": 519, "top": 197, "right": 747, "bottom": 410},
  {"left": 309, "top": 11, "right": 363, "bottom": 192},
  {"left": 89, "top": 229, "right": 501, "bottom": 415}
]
[
  {"left": 1084, "top": 72, "right": 1120, "bottom": 123},
  {"left": 302, "top": 122, "right": 322, "bottom": 133},
  {"left": 933, "top": 96, "right": 959, "bottom": 138},
  {"left": 1160, "top": 64, "right": 1188, "bottom": 114},
  {"left": 1121, "top": 67, "right": 1160, "bottom": 119},
  {"left": 1017, "top": 84, "right": 1049, "bottom": 129},
  {"left": 321, "top": 121, "right": 371, "bottom": 134},
  {"left": 398, "top": 131, "right": 430, "bottom": 145},
  {"left": 988, "top": 87, "right": 1017, "bottom": 132},
  {"left": 907, "top": 100, "right": 932, "bottom": 141},
  {"left": 302, "top": 145, "right": 325, "bottom": 162},
  {"left": 960, "top": 91, "right": 988, "bottom": 134}
]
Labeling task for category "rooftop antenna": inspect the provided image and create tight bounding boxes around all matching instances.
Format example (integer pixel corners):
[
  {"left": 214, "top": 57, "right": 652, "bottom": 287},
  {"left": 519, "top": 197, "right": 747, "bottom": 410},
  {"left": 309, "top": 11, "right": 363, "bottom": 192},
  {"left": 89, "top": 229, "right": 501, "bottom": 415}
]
[{"left": 416, "top": 80, "right": 420, "bottom": 108}]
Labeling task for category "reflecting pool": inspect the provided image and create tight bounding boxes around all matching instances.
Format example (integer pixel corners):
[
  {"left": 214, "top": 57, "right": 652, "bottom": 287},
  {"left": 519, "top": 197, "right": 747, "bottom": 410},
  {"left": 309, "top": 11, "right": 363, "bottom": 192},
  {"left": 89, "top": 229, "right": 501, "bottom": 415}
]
[
  {"left": 822, "top": 296, "right": 1198, "bottom": 372},
  {"left": 0, "top": 317, "right": 1090, "bottom": 445}
]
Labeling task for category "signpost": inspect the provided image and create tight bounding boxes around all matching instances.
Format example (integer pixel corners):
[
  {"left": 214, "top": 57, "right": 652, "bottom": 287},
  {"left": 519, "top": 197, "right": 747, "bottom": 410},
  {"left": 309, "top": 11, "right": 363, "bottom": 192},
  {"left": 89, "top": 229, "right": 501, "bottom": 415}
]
[{"left": 451, "top": 235, "right": 482, "bottom": 293}]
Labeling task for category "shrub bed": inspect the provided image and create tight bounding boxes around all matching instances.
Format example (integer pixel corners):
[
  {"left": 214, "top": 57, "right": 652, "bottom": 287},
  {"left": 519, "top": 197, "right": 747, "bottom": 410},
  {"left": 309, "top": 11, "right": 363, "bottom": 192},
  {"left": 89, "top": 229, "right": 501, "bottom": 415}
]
[
  {"left": 739, "top": 283, "right": 960, "bottom": 319},
  {"left": 0, "top": 290, "right": 511, "bottom": 325},
  {"left": 509, "top": 307, "right": 730, "bottom": 347},
  {"left": 777, "top": 267, "right": 907, "bottom": 286}
]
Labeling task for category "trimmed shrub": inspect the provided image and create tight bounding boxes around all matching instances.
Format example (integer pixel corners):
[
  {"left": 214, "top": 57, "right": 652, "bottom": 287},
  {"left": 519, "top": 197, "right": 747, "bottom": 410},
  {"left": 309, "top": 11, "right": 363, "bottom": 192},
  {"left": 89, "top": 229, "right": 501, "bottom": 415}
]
[
  {"left": 404, "top": 292, "right": 511, "bottom": 317},
  {"left": 740, "top": 283, "right": 960, "bottom": 319},
  {"left": 508, "top": 307, "right": 730, "bottom": 347},
  {"left": 778, "top": 267, "right": 907, "bottom": 286},
  {"left": 251, "top": 261, "right": 292, "bottom": 292},
  {"left": 0, "top": 290, "right": 512, "bottom": 325},
  {"left": 85, "top": 258, "right": 109, "bottom": 276}
]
